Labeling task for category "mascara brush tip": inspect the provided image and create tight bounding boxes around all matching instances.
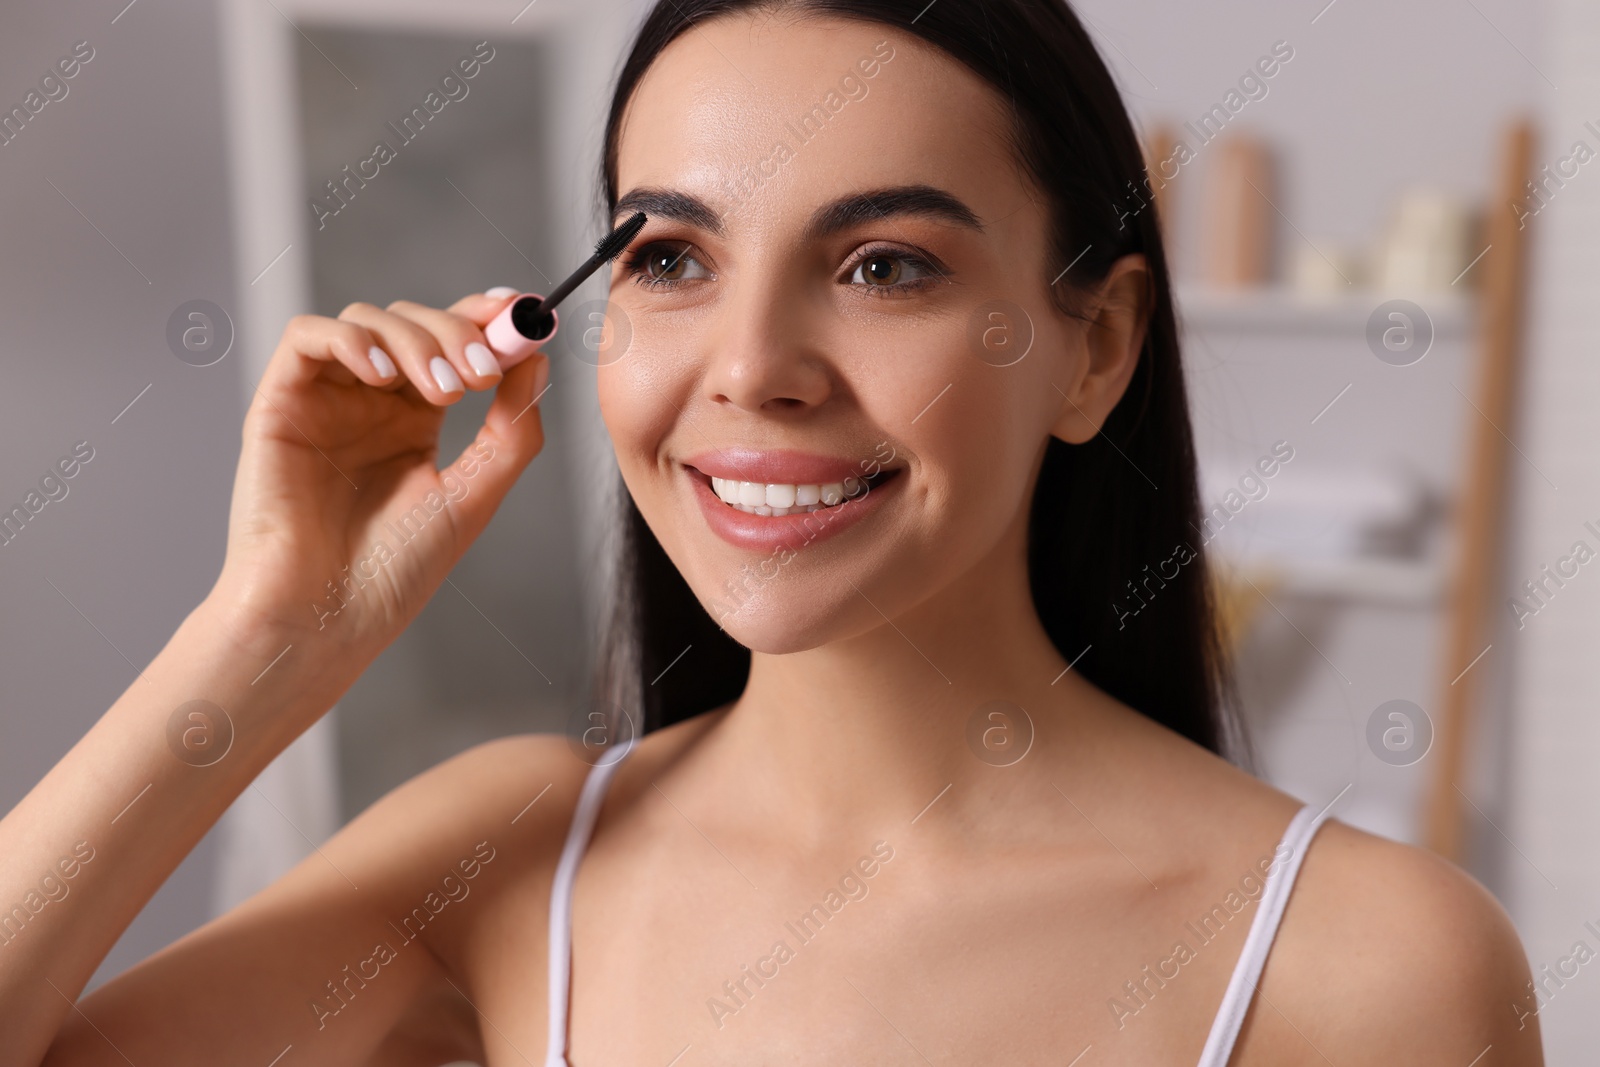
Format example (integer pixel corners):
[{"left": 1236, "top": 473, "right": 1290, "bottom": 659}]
[{"left": 595, "top": 211, "right": 647, "bottom": 260}]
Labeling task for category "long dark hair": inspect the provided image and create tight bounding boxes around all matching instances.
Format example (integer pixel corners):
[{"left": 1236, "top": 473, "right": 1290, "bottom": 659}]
[{"left": 592, "top": 0, "right": 1243, "bottom": 759}]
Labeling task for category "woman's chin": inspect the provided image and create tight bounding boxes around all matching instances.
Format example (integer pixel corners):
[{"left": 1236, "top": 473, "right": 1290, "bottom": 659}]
[
  {"left": 697, "top": 590, "right": 874, "bottom": 656},
  {"left": 706, "top": 607, "right": 835, "bottom": 656}
]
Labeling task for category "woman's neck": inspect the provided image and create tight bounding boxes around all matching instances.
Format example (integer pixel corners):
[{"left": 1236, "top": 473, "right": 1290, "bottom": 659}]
[{"left": 708, "top": 507, "right": 1093, "bottom": 842}]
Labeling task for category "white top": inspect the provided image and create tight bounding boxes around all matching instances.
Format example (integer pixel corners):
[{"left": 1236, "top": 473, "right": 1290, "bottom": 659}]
[{"left": 542, "top": 743, "right": 1332, "bottom": 1067}]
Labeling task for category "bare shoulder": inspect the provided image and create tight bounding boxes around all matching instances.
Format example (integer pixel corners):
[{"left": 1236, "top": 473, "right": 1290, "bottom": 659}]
[
  {"left": 1237, "top": 817, "right": 1543, "bottom": 1065},
  {"left": 359, "top": 731, "right": 594, "bottom": 837},
  {"left": 312, "top": 732, "right": 594, "bottom": 907},
  {"left": 54, "top": 734, "right": 608, "bottom": 1067},
  {"left": 334, "top": 716, "right": 720, "bottom": 954},
  {"left": 1077, "top": 693, "right": 1542, "bottom": 1063},
  {"left": 208, "top": 729, "right": 606, "bottom": 1015}
]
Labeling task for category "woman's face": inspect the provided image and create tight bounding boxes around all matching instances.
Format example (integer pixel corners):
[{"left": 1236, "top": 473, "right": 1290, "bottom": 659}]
[{"left": 600, "top": 12, "right": 1133, "bottom": 654}]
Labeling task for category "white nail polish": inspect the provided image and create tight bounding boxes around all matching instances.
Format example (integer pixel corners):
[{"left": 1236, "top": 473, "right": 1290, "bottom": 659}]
[
  {"left": 464, "top": 341, "right": 501, "bottom": 378},
  {"left": 430, "top": 356, "right": 464, "bottom": 394},
  {"left": 484, "top": 286, "right": 518, "bottom": 298},
  {"left": 367, "top": 345, "right": 396, "bottom": 379}
]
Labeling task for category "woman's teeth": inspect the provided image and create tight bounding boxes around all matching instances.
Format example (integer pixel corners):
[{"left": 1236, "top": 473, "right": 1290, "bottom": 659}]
[{"left": 710, "top": 475, "right": 869, "bottom": 516}]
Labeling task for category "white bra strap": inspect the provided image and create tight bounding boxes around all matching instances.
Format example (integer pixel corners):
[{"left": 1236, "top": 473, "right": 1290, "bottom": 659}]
[
  {"left": 544, "top": 738, "right": 634, "bottom": 1067},
  {"left": 1194, "top": 802, "right": 1332, "bottom": 1067}
]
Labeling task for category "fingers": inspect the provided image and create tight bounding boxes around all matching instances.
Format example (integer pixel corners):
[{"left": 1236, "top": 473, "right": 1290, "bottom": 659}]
[
  {"left": 337, "top": 301, "right": 493, "bottom": 405},
  {"left": 263, "top": 291, "right": 531, "bottom": 409},
  {"left": 385, "top": 298, "right": 520, "bottom": 388},
  {"left": 448, "top": 286, "right": 521, "bottom": 328},
  {"left": 266, "top": 313, "right": 404, "bottom": 394},
  {"left": 438, "top": 353, "right": 551, "bottom": 542}
]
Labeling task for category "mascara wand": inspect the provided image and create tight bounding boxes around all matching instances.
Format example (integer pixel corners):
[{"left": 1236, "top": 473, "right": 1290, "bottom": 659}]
[{"left": 484, "top": 210, "right": 648, "bottom": 366}]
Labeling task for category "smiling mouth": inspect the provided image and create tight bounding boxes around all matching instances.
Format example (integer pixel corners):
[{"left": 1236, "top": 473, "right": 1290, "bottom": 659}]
[{"left": 689, "top": 467, "right": 902, "bottom": 517}]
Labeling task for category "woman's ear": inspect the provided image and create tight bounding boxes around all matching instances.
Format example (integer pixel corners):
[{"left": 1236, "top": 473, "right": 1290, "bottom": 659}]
[{"left": 1050, "top": 253, "right": 1151, "bottom": 444}]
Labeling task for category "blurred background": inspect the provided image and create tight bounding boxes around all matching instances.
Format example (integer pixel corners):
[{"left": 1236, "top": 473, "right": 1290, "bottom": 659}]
[{"left": 1, "top": 0, "right": 1595, "bottom": 1059}]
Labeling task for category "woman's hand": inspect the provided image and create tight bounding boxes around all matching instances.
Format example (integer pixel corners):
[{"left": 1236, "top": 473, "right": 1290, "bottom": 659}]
[
  {"left": 211, "top": 289, "right": 548, "bottom": 670},
  {"left": 0, "top": 290, "right": 550, "bottom": 1067}
]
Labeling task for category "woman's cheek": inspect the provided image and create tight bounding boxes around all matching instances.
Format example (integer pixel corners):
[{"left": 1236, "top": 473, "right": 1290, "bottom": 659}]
[
  {"left": 597, "top": 356, "right": 677, "bottom": 460},
  {"left": 847, "top": 322, "right": 961, "bottom": 425},
  {"left": 913, "top": 353, "right": 1034, "bottom": 514}
]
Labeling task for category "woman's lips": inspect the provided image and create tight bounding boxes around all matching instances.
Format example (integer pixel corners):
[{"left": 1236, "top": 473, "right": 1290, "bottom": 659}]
[
  {"left": 686, "top": 464, "right": 902, "bottom": 554},
  {"left": 681, "top": 447, "right": 894, "bottom": 486}
]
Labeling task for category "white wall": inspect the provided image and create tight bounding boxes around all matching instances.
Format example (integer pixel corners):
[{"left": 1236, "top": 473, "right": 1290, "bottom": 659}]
[
  {"left": 1073, "top": 0, "right": 1543, "bottom": 281},
  {"left": 1505, "top": 0, "right": 1600, "bottom": 1057},
  {"left": 0, "top": 0, "right": 241, "bottom": 990}
]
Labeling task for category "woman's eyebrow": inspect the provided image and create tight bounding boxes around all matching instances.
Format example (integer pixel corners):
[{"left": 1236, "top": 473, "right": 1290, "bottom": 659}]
[
  {"left": 610, "top": 184, "right": 985, "bottom": 240},
  {"left": 612, "top": 187, "right": 725, "bottom": 235},
  {"left": 802, "top": 185, "right": 986, "bottom": 241}
]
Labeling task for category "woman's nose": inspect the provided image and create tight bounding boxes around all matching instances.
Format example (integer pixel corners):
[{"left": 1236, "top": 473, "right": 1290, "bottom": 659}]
[{"left": 699, "top": 274, "right": 833, "bottom": 414}]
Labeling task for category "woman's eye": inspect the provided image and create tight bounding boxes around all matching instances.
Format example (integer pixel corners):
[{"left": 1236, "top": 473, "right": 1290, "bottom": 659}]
[
  {"left": 625, "top": 242, "right": 710, "bottom": 289},
  {"left": 847, "top": 248, "right": 941, "bottom": 295},
  {"left": 624, "top": 242, "right": 941, "bottom": 296}
]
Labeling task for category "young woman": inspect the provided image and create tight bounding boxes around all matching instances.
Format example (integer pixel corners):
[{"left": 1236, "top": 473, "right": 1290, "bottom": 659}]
[{"left": 2, "top": 1, "right": 1541, "bottom": 1064}]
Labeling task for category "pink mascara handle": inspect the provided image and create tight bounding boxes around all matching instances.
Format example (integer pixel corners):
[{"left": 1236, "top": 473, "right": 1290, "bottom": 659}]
[{"left": 484, "top": 292, "right": 559, "bottom": 368}]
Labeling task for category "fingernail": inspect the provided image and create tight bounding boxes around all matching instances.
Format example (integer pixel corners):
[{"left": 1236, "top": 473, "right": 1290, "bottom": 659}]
[
  {"left": 533, "top": 357, "right": 550, "bottom": 402},
  {"left": 430, "top": 356, "right": 464, "bottom": 394},
  {"left": 464, "top": 341, "right": 501, "bottom": 379},
  {"left": 368, "top": 345, "right": 397, "bottom": 379},
  {"left": 485, "top": 286, "right": 518, "bottom": 299}
]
